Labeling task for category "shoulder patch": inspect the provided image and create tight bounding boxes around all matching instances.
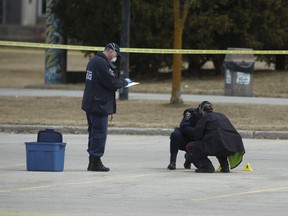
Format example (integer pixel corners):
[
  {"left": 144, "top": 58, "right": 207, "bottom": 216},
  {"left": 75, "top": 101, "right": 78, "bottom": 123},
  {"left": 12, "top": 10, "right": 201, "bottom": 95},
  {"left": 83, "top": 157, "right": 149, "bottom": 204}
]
[
  {"left": 86, "top": 70, "right": 92, "bottom": 80},
  {"left": 109, "top": 68, "right": 116, "bottom": 77},
  {"left": 185, "top": 111, "right": 192, "bottom": 120}
]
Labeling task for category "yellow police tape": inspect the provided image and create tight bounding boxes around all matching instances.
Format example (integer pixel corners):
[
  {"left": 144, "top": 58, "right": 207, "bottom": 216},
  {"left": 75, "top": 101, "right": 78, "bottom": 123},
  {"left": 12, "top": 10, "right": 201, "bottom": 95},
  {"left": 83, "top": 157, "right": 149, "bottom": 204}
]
[{"left": 1, "top": 40, "right": 288, "bottom": 55}]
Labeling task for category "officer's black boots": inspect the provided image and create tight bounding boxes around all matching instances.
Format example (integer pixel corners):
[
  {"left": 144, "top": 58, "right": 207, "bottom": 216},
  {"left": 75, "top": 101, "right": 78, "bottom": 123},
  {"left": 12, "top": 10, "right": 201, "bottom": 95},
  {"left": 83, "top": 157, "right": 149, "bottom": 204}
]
[
  {"left": 194, "top": 158, "right": 215, "bottom": 173},
  {"left": 87, "top": 155, "right": 93, "bottom": 171},
  {"left": 168, "top": 153, "right": 192, "bottom": 170},
  {"left": 167, "top": 154, "right": 177, "bottom": 170},
  {"left": 88, "top": 156, "right": 110, "bottom": 172},
  {"left": 195, "top": 164, "right": 215, "bottom": 173},
  {"left": 217, "top": 156, "right": 230, "bottom": 173},
  {"left": 183, "top": 153, "right": 191, "bottom": 169}
]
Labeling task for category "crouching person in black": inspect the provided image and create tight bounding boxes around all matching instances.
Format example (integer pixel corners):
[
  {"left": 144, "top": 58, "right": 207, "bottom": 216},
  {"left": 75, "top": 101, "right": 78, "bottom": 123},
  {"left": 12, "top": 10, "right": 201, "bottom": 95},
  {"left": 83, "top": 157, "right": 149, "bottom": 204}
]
[
  {"left": 167, "top": 107, "right": 202, "bottom": 170},
  {"left": 186, "top": 101, "right": 245, "bottom": 173}
]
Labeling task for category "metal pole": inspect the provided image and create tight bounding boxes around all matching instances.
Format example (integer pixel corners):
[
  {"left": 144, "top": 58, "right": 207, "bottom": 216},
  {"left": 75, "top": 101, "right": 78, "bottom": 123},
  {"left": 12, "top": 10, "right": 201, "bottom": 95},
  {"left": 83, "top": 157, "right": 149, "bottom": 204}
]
[
  {"left": 119, "top": 0, "right": 130, "bottom": 100},
  {"left": 45, "top": 0, "right": 67, "bottom": 84},
  {"left": 2, "top": 0, "right": 7, "bottom": 24}
]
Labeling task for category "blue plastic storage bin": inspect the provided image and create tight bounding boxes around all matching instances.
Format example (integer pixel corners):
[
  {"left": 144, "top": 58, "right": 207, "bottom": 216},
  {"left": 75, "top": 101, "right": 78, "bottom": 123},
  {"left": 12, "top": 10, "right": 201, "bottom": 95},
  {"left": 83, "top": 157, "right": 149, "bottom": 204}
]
[{"left": 25, "top": 142, "right": 66, "bottom": 171}]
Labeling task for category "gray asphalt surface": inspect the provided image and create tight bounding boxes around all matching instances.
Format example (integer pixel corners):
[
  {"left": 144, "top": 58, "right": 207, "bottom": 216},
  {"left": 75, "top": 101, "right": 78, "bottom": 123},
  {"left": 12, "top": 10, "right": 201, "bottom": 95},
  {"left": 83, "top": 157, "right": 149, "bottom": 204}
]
[{"left": 0, "top": 133, "right": 288, "bottom": 216}]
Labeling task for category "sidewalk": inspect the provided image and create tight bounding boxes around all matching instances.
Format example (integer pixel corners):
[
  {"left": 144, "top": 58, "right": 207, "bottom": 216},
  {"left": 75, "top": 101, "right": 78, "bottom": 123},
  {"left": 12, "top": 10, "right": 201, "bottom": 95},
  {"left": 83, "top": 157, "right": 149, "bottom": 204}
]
[{"left": 1, "top": 87, "right": 288, "bottom": 105}]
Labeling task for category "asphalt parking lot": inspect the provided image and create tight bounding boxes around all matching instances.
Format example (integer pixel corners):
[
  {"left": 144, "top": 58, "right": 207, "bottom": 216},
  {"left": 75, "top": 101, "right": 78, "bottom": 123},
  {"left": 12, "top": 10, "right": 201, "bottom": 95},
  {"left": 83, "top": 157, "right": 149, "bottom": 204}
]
[{"left": 1, "top": 133, "right": 288, "bottom": 216}]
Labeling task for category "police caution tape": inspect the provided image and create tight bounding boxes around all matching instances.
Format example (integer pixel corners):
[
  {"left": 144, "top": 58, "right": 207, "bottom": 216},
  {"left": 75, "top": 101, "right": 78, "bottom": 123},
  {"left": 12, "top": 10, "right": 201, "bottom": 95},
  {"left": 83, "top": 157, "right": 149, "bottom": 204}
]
[{"left": 1, "top": 40, "right": 288, "bottom": 55}]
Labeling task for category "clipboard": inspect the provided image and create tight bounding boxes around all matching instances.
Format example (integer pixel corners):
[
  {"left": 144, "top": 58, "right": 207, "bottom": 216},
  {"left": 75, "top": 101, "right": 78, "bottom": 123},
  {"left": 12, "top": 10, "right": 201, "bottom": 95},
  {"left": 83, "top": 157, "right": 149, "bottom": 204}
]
[{"left": 126, "top": 82, "right": 140, "bottom": 88}]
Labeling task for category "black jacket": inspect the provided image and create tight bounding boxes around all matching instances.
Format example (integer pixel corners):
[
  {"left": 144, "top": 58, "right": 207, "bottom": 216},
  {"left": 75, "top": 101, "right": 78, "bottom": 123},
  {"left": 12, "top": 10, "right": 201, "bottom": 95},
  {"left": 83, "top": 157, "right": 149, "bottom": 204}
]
[
  {"left": 81, "top": 52, "right": 128, "bottom": 115},
  {"left": 179, "top": 108, "right": 201, "bottom": 139},
  {"left": 194, "top": 112, "right": 245, "bottom": 155}
]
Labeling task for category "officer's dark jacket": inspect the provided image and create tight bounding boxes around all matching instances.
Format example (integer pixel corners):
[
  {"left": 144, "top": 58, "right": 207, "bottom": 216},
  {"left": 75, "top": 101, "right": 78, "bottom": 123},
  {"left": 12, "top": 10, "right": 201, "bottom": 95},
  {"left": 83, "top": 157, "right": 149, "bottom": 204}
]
[
  {"left": 194, "top": 112, "right": 245, "bottom": 155},
  {"left": 178, "top": 108, "right": 202, "bottom": 139},
  {"left": 81, "top": 52, "right": 127, "bottom": 115}
]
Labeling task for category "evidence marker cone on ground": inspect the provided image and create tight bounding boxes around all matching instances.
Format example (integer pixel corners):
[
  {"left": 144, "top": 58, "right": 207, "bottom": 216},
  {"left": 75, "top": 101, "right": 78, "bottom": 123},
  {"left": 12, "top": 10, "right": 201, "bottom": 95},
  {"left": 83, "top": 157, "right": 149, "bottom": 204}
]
[{"left": 244, "top": 163, "right": 253, "bottom": 171}]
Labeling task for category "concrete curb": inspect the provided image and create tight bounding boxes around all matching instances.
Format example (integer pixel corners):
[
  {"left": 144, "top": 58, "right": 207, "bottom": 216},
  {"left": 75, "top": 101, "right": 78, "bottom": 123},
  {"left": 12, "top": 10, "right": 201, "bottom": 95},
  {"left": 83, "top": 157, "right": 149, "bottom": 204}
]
[{"left": 0, "top": 125, "right": 288, "bottom": 139}]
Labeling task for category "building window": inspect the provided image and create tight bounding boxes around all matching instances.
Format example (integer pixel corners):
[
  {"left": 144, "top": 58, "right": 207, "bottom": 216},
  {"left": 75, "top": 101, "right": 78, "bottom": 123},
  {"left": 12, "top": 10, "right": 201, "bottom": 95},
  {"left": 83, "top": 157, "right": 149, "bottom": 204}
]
[{"left": 38, "top": 0, "right": 46, "bottom": 17}]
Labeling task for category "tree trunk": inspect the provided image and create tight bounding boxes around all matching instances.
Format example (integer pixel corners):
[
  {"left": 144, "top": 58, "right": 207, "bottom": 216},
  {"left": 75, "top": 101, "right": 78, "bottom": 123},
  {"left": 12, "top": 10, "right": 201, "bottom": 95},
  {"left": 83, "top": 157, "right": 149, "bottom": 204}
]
[
  {"left": 170, "top": 0, "right": 192, "bottom": 104},
  {"left": 170, "top": 22, "right": 184, "bottom": 104}
]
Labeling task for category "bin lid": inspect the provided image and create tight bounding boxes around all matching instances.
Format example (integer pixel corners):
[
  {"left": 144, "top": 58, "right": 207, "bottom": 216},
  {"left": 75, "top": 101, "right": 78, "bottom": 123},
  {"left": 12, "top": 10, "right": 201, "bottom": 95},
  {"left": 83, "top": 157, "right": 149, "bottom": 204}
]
[
  {"left": 224, "top": 48, "right": 254, "bottom": 73},
  {"left": 224, "top": 48, "right": 254, "bottom": 62}
]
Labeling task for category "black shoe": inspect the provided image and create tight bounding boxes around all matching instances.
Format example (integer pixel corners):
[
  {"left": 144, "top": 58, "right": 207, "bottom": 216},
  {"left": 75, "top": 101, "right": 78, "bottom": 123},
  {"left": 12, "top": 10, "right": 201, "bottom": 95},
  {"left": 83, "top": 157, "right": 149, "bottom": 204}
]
[
  {"left": 217, "top": 156, "right": 230, "bottom": 173},
  {"left": 89, "top": 156, "right": 110, "bottom": 172},
  {"left": 220, "top": 166, "right": 230, "bottom": 173},
  {"left": 184, "top": 153, "right": 191, "bottom": 169},
  {"left": 87, "top": 155, "right": 93, "bottom": 171},
  {"left": 167, "top": 162, "right": 176, "bottom": 170},
  {"left": 195, "top": 166, "right": 215, "bottom": 173},
  {"left": 92, "top": 163, "right": 110, "bottom": 172},
  {"left": 167, "top": 154, "right": 177, "bottom": 170}
]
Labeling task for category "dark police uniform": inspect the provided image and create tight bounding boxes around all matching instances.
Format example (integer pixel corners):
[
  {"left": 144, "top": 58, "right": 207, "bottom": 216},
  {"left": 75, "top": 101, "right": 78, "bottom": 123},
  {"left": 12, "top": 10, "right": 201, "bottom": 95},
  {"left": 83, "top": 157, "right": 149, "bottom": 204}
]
[
  {"left": 186, "top": 112, "right": 245, "bottom": 172},
  {"left": 82, "top": 52, "right": 128, "bottom": 158},
  {"left": 170, "top": 108, "right": 201, "bottom": 153},
  {"left": 167, "top": 108, "right": 201, "bottom": 169}
]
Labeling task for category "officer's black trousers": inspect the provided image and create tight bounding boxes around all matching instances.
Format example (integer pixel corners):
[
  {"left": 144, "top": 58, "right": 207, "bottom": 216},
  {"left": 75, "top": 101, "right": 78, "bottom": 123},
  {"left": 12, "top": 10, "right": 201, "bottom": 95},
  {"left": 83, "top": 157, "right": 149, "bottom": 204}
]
[
  {"left": 86, "top": 112, "right": 108, "bottom": 157},
  {"left": 170, "top": 128, "right": 192, "bottom": 154}
]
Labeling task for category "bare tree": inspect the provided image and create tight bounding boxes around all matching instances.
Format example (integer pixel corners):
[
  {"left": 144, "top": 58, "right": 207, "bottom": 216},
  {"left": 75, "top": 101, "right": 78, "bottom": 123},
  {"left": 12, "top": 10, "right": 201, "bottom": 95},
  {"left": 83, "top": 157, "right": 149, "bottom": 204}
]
[{"left": 170, "top": 0, "right": 193, "bottom": 104}]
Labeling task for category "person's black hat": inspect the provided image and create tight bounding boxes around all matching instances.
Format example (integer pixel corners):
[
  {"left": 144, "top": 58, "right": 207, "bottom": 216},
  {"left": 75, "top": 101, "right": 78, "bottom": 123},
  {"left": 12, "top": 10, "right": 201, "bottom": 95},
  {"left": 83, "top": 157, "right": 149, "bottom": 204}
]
[{"left": 105, "top": 42, "right": 121, "bottom": 57}]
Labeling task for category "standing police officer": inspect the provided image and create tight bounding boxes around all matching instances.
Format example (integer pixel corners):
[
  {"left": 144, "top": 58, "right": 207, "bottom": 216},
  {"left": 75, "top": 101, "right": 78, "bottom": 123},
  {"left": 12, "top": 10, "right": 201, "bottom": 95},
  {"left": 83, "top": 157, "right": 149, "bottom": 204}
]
[{"left": 82, "top": 42, "right": 131, "bottom": 172}]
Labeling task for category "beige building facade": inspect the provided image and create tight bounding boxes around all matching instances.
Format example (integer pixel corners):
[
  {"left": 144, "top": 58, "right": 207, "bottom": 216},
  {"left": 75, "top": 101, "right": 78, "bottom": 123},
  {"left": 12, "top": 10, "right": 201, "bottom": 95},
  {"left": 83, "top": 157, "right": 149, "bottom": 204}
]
[{"left": 0, "top": 0, "right": 46, "bottom": 41}]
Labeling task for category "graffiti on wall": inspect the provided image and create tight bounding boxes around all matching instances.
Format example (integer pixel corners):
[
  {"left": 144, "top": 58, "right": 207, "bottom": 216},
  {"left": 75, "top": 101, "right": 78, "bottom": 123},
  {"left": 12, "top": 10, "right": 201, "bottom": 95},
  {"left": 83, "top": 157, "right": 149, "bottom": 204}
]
[{"left": 45, "top": 0, "right": 66, "bottom": 84}]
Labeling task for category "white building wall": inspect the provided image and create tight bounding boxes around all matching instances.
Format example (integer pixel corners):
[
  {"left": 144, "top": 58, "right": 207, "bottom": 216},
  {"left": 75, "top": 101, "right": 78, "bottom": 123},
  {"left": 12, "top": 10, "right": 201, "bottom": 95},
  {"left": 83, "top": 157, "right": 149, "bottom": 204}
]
[{"left": 21, "top": 0, "right": 37, "bottom": 26}]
